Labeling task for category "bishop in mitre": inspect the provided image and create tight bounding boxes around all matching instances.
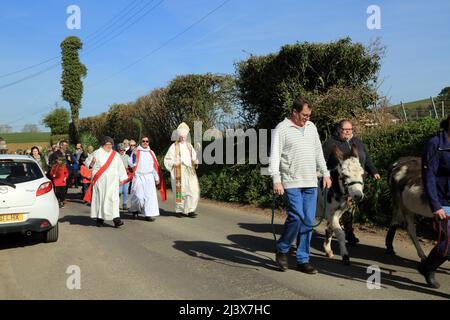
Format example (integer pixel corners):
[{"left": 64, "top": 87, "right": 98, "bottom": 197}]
[{"left": 164, "top": 123, "right": 200, "bottom": 218}]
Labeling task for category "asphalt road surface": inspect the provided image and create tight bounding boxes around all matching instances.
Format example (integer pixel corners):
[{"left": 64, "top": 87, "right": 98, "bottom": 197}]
[{"left": 0, "top": 189, "right": 449, "bottom": 300}]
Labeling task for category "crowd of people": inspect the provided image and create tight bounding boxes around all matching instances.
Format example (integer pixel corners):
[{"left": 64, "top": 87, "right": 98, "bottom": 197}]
[
  {"left": 21, "top": 122, "right": 201, "bottom": 228},
  {"left": 13, "top": 109, "right": 449, "bottom": 289}
]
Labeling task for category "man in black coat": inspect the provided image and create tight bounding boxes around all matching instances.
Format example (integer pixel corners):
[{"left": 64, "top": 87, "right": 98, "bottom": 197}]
[{"left": 322, "top": 120, "right": 380, "bottom": 244}]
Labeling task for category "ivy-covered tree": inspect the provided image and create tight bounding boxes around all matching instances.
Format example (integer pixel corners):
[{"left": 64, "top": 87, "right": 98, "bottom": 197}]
[{"left": 60, "top": 36, "right": 87, "bottom": 144}]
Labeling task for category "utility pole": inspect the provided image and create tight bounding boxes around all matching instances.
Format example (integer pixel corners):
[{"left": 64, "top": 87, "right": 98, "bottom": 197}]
[
  {"left": 401, "top": 101, "right": 408, "bottom": 121},
  {"left": 431, "top": 96, "right": 438, "bottom": 119}
]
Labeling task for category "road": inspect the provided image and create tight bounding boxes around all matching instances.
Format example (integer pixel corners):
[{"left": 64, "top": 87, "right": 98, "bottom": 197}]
[{"left": 0, "top": 189, "right": 449, "bottom": 300}]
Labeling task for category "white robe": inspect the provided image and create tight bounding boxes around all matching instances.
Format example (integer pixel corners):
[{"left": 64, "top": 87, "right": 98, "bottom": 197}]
[
  {"left": 90, "top": 148, "right": 128, "bottom": 221},
  {"left": 128, "top": 146, "right": 160, "bottom": 217},
  {"left": 164, "top": 142, "right": 200, "bottom": 215}
]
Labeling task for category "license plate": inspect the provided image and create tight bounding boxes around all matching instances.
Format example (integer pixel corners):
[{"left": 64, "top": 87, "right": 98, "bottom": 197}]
[{"left": 0, "top": 214, "right": 23, "bottom": 223}]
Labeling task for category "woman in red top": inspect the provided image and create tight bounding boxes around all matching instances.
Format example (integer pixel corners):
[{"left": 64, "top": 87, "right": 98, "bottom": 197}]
[
  {"left": 79, "top": 155, "right": 91, "bottom": 201},
  {"left": 50, "top": 157, "right": 69, "bottom": 208}
]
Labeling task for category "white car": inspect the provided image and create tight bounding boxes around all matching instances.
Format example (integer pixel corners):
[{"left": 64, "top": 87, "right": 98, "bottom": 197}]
[{"left": 0, "top": 155, "right": 59, "bottom": 242}]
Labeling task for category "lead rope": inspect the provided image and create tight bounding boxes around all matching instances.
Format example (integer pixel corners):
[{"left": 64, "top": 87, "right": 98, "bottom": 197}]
[{"left": 433, "top": 215, "right": 450, "bottom": 257}]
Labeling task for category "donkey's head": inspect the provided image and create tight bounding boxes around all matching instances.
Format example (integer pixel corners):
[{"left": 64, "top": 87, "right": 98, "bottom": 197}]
[{"left": 333, "top": 144, "right": 365, "bottom": 202}]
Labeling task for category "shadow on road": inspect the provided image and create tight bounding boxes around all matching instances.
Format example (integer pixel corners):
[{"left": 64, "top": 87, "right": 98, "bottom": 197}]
[
  {"left": 173, "top": 240, "right": 279, "bottom": 271},
  {"left": 310, "top": 255, "right": 450, "bottom": 300},
  {"left": 173, "top": 232, "right": 450, "bottom": 299},
  {"left": 234, "top": 222, "right": 450, "bottom": 299},
  {"left": 160, "top": 210, "right": 185, "bottom": 218},
  {"left": 0, "top": 233, "right": 44, "bottom": 250},
  {"left": 65, "top": 190, "right": 84, "bottom": 204},
  {"left": 59, "top": 215, "right": 100, "bottom": 227},
  {"left": 238, "top": 222, "right": 450, "bottom": 274},
  {"left": 119, "top": 209, "right": 182, "bottom": 221}
]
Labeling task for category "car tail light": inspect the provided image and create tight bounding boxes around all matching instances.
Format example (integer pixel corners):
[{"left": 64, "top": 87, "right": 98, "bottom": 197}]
[
  {"left": 36, "top": 182, "right": 53, "bottom": 196},
  {"left": 40, "top": 221, "right": 50, "bottom": 228}
]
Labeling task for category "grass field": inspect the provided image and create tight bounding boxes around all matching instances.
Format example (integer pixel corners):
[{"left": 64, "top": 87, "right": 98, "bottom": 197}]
[
  {"left": 391, "top": 98, "right": 433, "bottom": 111},
  {"left": 390, "top": 97, "right": 449, "bottom": 119},
  {"left": 0, "top": 132, "right": 51, "bottom": 153},
  {"left": 0, "top": 132, "right": 51, "bottom": 143}
]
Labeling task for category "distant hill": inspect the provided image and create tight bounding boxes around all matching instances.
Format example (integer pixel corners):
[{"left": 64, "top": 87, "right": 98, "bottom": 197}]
[
  {"left": 390, "top": 97, "right": 448, "bottom": 119},
  {"left": 391, "top": 98, "right": 432, "bottom": 110}
]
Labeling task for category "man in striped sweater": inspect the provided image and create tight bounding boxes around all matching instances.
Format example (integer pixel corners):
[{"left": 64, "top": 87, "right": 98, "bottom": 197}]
[{"left": 269, "top": 99, "right": 332, "bottom": 274}]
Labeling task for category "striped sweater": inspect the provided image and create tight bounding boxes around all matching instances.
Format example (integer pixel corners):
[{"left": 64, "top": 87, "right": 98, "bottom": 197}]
[{"left": 269, "top": 118, "right": 330, "bottom": 189}]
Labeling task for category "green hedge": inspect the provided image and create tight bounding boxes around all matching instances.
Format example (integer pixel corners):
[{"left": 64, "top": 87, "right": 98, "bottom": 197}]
[{"left": 198, "top": 164, "right": 276, "bottom": 207}]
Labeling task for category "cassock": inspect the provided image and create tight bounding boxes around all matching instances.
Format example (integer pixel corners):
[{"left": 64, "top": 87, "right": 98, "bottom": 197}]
[
  {"left": 164, "top": 141, "right": 200, "bottom": 215},
  {"left": 129, "top": 146, "right": 160, "bottom": 217},
  {"left": 90, "top": 148, "right": 128, "bottom": 221}
]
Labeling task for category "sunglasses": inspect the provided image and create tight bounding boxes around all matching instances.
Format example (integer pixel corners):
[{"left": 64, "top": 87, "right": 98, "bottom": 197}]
[{"left": 141, "top": 140, "right": 149, "bottom": 143}]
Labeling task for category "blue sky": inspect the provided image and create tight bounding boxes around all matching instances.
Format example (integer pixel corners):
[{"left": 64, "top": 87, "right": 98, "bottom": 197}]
[{"left": 0, "top": 0, "right": 449, "bottom": 131}]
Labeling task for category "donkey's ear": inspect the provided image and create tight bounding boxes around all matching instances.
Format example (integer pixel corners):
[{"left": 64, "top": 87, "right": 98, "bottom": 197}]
[
  {"left": 333, "top": 144, "right": 344, "bottom": 161},
  {"left": 351, "top": 144, "right": 359, "bottom": 158}
]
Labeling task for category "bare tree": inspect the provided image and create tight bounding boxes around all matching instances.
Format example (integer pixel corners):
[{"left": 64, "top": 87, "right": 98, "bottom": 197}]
[
  {"left": 0, "top": 125, "right": 13, "bottom": 133},
  {"left": 22, "top": 124, "right": 40, "bottom": 133}
]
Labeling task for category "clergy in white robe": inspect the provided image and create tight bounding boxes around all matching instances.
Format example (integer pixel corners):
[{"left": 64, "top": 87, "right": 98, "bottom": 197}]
[
  {"left": 164, "top": 123, "right": 200, "bottom": 218},
  {"left": 128, "top": 140, "right": 161, "bottom": 221},
  {"left": 89, "top": 137, "right": 128, "bottom": 227}
]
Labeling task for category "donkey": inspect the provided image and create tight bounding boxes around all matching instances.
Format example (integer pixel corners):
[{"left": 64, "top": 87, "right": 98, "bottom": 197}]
[
  {"left": 318, "top": 144, "right": 365, "bottom": 265},
  {"left": 385, "top": 156, "right": 434, "bottom": 261}
]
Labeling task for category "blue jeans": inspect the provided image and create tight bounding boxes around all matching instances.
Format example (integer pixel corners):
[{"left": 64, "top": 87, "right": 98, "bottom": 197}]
[
  {"left": 437, "top": 206, "right": 450, "bottom": 257},
  {"left": 120, "top": 183, "right": 130, "bottom": 209},
  {"left": 277, "top": 187, "right": 318, "bottom": 264}
]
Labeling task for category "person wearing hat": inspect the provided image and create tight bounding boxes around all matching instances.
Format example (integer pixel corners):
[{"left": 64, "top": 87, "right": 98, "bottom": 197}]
[
  {"left": 128, "top": 136, "right": 166, "bottom": 221},
  {"left": 86, "top": 136, "right": 128, "bottom": 228},
  {"left": 164, "top": 123, "right": 200, "bottom": 218}
]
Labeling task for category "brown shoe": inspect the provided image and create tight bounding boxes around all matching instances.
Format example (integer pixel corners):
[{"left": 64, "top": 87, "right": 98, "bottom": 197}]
[
  {"left": 297, "top": 263, "right": 318, "bottom": 274},
  {"left": 276, "top": 252, "right": 288, "bottom": 271}
]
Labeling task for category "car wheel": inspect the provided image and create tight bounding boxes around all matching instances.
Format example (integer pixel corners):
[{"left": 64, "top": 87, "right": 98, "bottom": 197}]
[{"left": 43, "top": 223, "right": 59, "bottom": 243}]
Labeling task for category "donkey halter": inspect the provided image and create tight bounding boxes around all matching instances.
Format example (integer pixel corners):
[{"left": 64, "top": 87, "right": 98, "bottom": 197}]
[
  {"left": 342, "top": 179, "right": 364, "bottom": 205},
  {"left": 345, "top": 180, "right": 364, "bottom": 187}
]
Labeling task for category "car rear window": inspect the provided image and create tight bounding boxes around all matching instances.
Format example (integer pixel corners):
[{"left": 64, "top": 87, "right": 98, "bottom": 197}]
[{"left": 0, "top": 160, "right": 44, "bottom": 184}]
